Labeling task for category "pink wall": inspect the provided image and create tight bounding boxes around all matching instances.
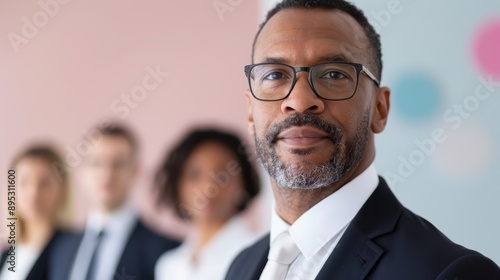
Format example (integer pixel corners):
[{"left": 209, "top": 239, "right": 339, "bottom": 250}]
[{"left": 0, "top": 0, "right": 262, "bottom": 239}]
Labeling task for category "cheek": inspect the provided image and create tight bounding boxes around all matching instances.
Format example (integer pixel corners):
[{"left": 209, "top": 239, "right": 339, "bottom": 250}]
[
  {"left": 116, "top": 172, "right": 132, "bottom": 190},
  {"left": 178, "top": 182, "right": 194, "bottom": 207},
  {"left": 17, "top": 186, "right": 31, "bottom": 204},
  {"left": 85, "top": 169, "right": 102, "bottom": 186},
  {"left": 218, "top": 179, "right": 243, "bottom": 204},
  {"left": 17, "top": 191, "right": 34, "bottom": 215},
  {"left": 44, "top": 187, "right": 64, "bottom": 211},
  {"left": 252, "top": 104, "right": 278, "bottom": 135},
  {"left": 324, "top": 100, "right": 366, "bottom": 136}
]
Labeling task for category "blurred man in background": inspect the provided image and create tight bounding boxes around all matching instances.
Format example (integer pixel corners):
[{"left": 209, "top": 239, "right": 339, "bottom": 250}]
[{"left": 51, "top": 123, "right": 179, "bottom": 280}]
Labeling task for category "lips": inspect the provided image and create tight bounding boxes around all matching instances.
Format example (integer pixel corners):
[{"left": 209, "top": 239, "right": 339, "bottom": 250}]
[{"left": 276, "top": 126, "right": 330, "bottom": 146}]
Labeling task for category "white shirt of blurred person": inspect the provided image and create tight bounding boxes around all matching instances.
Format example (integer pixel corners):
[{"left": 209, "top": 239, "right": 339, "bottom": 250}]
[
  {"left": 155, "top": 130, "right": 261, "bottom": 280},
  {"left": 70, "top": 124, "right": 180, "bottom": 280},
  {"left": 0, "top": 146, "right": 71, "bottom": 280}
]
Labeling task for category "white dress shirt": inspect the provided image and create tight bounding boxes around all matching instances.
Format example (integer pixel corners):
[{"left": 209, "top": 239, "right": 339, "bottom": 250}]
[
  {"left": 268, "top": 163, "right": 379, "bottom": 280},
  {"left": 0, "top": 244, "right": 41, "bottom": 280},
  {"left": 155, "top": 216, "right": 259, "bottom": 280},
  {"left": 70, "top": 204, "right": 138, "bottom": 280}
]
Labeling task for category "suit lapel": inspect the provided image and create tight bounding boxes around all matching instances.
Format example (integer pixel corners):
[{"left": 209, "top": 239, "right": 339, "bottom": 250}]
[
  {"left": 316, "top": 177, "right": 403, "bottom": 280},
  {"left": 315, "top": 225, "right": 384, "bottom": 279},
  {"left": 246, "top": 236, "right": 271, "bottom": 280},
  {"left": 114, "top": 220, "right": 140, "bottom": 278}
]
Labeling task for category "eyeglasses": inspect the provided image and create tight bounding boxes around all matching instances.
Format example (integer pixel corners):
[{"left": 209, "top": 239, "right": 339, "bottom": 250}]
[{"left": 244, "top": 62, "right": 380, "bottom": 101}]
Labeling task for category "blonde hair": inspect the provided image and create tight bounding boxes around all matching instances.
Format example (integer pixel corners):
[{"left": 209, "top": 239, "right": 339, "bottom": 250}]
[{"left": 10, "top": 143, "right": 74, "bottom": 240}]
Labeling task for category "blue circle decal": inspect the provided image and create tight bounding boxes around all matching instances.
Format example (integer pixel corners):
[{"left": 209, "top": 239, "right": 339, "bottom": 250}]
[{"left": 393, "top": 72, "right": 441, "bottom": 122}]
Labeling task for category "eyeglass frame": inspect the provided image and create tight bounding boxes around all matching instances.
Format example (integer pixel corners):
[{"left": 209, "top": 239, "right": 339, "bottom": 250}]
[{"left": 244, "top": 62, "right": 380, "bottom": 102}]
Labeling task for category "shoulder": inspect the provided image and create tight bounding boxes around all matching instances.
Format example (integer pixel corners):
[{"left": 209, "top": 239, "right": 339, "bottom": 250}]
[
  {"left": 47, "top": 230, "right": 83, "bottom": 263},
  {"left": 154, "top": 245, "right": 187, "bottom": 276},
  {"left": 51, "top": 230, "right": 83, "bottom": 244},
  {"left": 402, "top": 209, "right": 500, "bottom": 278},
  {"left": 361, "top": 178, "right": 499, "bottom": 275},
  {"left": 436, "top": 253, "right": 500, "bottom": 279},
  {"left": 49, "top": 230, "right": 83, "bottom": 255},
  {"left": 130, "top": 220, "right": 181, "bottom": 250},
  {"left": 373, "top": 207, "right": 500, "bottom": 278},
  {"left": 0, "top": 249, "right": 7, "bottom": 268},
  {"left": 395, "top": 208, "right": 477, "bottom": 256},
  {"left": 233, "top": 233, "right": 269, "bottom": 260}
]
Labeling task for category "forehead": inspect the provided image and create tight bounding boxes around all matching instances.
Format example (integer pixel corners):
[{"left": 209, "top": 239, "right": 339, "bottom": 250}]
[
  {"left": 254, "top": 8, "right": 370, "bottom": 65},
  {"left": 16, "top": 157, "right": 51, "bottom": 174},
  {"left": 187, "top": 141, "right": 236, "bottom": 164},
  {"left": 91, "top": 136, "right": 132, "bottom": 157}
]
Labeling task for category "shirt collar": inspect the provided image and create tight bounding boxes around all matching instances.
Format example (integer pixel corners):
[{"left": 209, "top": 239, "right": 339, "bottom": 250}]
[
  {"left": 269, "top": 163, "right": 379, "bottom": 260},
  {"left": 86, "top": 203, "right": 137, "bottom": 234}
]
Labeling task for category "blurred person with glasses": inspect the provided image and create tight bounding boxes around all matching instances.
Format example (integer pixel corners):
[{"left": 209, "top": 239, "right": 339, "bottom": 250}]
[{"left": 50, "top": 123, "right": 179, "bottom": 280}]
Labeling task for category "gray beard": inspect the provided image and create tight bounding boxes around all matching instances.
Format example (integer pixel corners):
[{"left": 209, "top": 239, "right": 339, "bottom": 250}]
[{"left": 255, "top": 112, "right": 369, "bottom": 190}]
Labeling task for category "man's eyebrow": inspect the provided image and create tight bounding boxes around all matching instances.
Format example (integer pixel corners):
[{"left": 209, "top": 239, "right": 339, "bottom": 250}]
[
  {"left": 262, "top": 57, "right": 288, "bottom": 64},
  {"left": 317, "top": 54, "right": 353, "bottom": 63},
  {"left": 259, "top": 54, "right": 354, "bottom": 64}
]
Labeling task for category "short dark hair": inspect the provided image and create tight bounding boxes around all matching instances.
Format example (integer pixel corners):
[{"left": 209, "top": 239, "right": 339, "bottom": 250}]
[
  {"left": 155, "top": 128, "right": 260, "bottom": 219},
  {"left": 252, "top": 0, "right": 383, "bottom": 80},
  {"left": 94, "top": 122, "right": 138, "bottom": 157}
]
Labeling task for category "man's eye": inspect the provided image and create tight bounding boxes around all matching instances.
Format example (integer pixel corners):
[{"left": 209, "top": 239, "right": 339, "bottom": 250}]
[
  {"left": 322, "top": 71, "right": 347, "bottom": 79},
  {"left": 263, "top": 72, "right": 285, "bottom": 80}
]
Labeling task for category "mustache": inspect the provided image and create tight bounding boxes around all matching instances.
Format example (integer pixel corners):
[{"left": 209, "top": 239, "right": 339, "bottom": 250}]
[{"left": 265, "top": 113, "right": 343, "bottom": 144}]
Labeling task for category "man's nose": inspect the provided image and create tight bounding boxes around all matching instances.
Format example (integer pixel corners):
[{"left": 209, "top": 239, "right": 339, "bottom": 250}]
[{"left": 281, "top": 73, "right": 325, "bottom": 114}]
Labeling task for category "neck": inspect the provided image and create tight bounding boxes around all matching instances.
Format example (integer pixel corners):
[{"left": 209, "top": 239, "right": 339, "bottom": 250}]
[
  {"left": 193, "top": 217, "right": 230, "bottom": 249},
  {"left": 20, "top": 218, "right": 55, "bottom": 249},
  {"left": 188, "top": 216, "right": 232, "bottom": 265},
  {"left": 273, "top": 158, "right": 372, "bottom": 225},
  {"left": 96, "top": 202, "right": 125, "bottom": 221}
]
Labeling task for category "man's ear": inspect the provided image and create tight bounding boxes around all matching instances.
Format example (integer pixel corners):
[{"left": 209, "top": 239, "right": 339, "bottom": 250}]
[
  {"left": 245, "top": 90, "right": 255, "bottom": 136},
  {"left": 371, "top": 86, "right": 390, "bottom": 134}
]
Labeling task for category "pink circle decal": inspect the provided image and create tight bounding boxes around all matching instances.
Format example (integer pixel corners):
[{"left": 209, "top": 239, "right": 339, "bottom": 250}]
[{"left": 473, "top": 19, "right": 500, "bottom": 78}]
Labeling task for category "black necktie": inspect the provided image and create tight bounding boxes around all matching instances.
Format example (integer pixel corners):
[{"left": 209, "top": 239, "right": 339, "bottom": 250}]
[{"left": 85, "top": 230, "right": 105, "bottom": 280}]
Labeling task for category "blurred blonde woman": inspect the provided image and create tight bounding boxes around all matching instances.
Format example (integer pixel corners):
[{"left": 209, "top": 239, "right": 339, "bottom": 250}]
[{"left": 0, "top": 144, "right": 73, "bottom": 280}]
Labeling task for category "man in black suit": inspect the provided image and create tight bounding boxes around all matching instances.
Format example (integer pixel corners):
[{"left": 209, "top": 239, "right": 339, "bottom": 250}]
[
  {"left": 49, "top": 123, "right": 179, "bottom": 280},
  {"left": 225, "top": 1, "right": 500, "bottom": 279}
]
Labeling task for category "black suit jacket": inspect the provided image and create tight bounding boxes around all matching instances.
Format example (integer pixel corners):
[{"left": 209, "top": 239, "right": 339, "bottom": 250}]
[
  {"left": 49, "top": 219, "right": 180, "bottom": 280},
  {"left": 1, "top": 230, "right": 74, "bottom": 280},
  {"left": 225, "top": 177, "right": 500, "bottom": 280}
]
